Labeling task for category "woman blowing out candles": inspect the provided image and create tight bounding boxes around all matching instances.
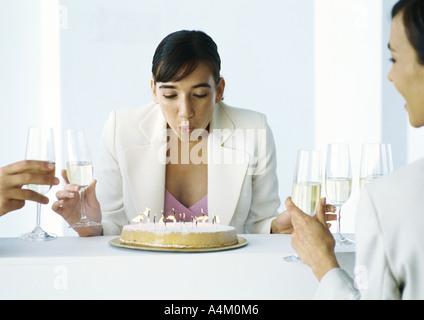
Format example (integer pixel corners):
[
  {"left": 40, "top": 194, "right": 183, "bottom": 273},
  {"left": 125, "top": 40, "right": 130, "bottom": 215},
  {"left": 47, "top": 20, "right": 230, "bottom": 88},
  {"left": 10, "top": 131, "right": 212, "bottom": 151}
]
[
  {"left": 53, "top": 30, "right": 334, "bottom": 236},
  {"left": 287, "top": 0, "right": 424, "bottom": 299}
]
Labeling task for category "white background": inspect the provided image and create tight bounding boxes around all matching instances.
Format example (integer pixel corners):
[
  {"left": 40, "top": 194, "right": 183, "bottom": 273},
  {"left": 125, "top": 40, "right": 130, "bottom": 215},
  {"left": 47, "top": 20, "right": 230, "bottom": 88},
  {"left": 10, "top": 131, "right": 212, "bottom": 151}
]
[{"left": 1, "top": 0, "right": 422, "bottom": 237}]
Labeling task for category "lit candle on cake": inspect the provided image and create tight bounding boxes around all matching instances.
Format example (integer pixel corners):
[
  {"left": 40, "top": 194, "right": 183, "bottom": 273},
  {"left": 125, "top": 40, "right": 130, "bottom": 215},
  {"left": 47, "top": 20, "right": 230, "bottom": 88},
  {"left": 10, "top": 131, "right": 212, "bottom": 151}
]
[
  {"left": 200, "top": 208, "right": 209, "bottom": 224},
  {"left": 159, "top": 216, "right": 167, "bottom": 230},
  {"left": 215, "top": 215, "right": 221, "bottom": 227},
  {"left": 131, "top": 213, "right": 143, "bottom": 224},
  {"left": 161, "top": 210, "right": 165, "bottom": 229},
  {"left": 181, "top": 213, "right": 186, "bottom": 231},
  {"left": 144, "top": 208, "right": 151, "bottom": 224}
]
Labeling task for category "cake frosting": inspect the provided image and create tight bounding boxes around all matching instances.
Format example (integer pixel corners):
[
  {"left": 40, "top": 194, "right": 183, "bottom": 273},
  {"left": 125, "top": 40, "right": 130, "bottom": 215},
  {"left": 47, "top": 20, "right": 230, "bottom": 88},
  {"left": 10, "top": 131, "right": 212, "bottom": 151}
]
[{"left": 120, "top": 222, "right": 238, "bottom": 249}]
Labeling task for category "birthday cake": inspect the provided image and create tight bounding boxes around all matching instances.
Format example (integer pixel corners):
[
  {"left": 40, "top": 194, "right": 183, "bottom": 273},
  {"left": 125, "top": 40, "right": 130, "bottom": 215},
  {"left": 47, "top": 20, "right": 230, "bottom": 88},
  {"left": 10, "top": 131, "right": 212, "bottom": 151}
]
[{"left": 120, "top": 222, "right": 239, "bottom": 249}]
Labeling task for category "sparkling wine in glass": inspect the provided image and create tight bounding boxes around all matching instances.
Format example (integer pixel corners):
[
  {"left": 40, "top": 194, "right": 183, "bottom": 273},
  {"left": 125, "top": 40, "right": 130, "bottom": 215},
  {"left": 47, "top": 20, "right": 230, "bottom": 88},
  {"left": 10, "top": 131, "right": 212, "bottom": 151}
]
[
  {"left": 21, "top": 127, "right": 57, "bottom": 241},
  {"left": 360, "top": 143, "right": 393, "bottom": 188},
  {"left": 325, "top": 143, "right": 353, "bottom": 245},
  {"left": 66, "top": 129, "right": 101, "bottom": 228},
  {"left": 284, "top": 150, "right": 322, "bottom": 263}
]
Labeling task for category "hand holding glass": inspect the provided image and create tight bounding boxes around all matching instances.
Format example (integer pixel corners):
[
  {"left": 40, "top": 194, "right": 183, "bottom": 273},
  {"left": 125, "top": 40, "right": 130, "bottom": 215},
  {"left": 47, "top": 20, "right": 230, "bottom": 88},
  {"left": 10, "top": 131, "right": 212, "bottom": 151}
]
[
  {"left": 284, "top": 150, "right": 322, "bottom": 263},
  {"left": 66, "top": 130, "right": 101, "bottom": 228}
]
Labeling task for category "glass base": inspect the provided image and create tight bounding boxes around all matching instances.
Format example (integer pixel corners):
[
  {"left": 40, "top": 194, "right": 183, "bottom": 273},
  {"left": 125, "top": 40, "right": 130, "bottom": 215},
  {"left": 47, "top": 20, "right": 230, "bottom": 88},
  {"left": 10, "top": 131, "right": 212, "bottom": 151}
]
[
  {"left": 21, "top": 226, "right": 56, "bottom": 241},
  {"left": 284, "top": 254, "right": 304, "bottom": 264},
  {"left": 333, "top": 233, "right": 355, "bottom": 246},
  {"left": 69, "top": 218, "right": 101, "bottom": 228}
]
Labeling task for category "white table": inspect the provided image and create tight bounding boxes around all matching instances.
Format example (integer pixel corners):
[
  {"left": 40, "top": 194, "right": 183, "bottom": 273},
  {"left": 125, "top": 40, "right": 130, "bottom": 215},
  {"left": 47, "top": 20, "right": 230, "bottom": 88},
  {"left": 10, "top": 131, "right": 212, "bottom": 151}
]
[{"left": 0, "top": 234, "right": 355, "bottom": 300}]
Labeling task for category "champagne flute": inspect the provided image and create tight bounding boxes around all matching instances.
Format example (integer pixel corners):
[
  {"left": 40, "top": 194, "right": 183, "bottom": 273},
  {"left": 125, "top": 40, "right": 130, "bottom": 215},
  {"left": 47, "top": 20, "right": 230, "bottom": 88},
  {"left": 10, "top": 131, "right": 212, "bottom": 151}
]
[
  {"left": 66, "top": 129, "right": 101, "bottom": 228},
  {"left": 325, "top": 143, "right": 353, "bottom": 245},
  {"left": 360, "top": 143, "right": 393, "bottom": 188},
  {"left": 21, "top": 127, "right": 57, "bottom": 241},
  {"left": 284, "top": 150, "right": 322, "bottom": 263}
]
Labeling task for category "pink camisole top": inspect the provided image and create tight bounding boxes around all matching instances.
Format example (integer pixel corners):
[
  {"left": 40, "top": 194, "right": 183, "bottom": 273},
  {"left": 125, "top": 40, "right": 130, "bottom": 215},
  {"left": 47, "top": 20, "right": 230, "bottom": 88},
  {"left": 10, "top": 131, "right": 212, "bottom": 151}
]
[{"left": 164, "top": 189, "right": 208, "bottom": 222}]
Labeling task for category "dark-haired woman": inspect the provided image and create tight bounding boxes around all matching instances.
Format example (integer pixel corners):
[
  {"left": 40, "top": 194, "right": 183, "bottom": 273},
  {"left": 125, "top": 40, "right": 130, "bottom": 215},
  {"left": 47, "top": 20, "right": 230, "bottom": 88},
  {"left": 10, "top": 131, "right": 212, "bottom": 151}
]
[
  {"left": 286, "top": 0, "right": 424, "bottom": 299},
  {"left": 53, "top": 30, "right": 296, "bottom": 236}
]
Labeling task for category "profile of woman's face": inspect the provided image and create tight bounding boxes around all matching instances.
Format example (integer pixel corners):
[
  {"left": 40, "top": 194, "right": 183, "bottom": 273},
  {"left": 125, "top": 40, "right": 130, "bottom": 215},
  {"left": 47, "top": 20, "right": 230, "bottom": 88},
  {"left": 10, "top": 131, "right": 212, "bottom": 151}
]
[
  {"left": 151, "top": 61, "right": 225, "bottom": 140},
  {"left": 388, "top": 12, "right": 424, "bottom": 128}
]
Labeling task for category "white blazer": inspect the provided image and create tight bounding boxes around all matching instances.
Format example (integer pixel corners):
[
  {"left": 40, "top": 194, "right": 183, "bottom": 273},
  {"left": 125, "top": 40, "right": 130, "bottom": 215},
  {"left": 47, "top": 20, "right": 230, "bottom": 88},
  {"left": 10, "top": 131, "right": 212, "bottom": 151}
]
[
  {"left": 315, "top": 158, "right": 424, "bottom": 300},
  {"left": 96, "top": 102, "right": 280, "bottom": 235}
]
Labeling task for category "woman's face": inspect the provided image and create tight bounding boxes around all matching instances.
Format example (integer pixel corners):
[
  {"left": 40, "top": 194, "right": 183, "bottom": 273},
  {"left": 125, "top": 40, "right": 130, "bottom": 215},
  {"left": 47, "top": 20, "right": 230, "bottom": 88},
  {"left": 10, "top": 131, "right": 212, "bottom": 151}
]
[
  {"left": 151, "top": 61, "right": 225, "bottom": 140},
  {"left": 388, "top": 12, "right": 424, "bottom": 128}
]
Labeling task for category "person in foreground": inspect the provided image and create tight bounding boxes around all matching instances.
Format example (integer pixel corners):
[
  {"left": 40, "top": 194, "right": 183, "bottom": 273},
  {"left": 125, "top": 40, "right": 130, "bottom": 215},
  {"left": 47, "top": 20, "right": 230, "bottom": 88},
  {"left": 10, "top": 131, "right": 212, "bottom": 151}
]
[
  {"left": 53, "top": 30, "right": 306, "bottom": 236},
  {"left": 287, "top": 0, "right": 424, "bottom": 300},
  {"left": 0, "top": 160, "right": 59, "bottom": 217}
]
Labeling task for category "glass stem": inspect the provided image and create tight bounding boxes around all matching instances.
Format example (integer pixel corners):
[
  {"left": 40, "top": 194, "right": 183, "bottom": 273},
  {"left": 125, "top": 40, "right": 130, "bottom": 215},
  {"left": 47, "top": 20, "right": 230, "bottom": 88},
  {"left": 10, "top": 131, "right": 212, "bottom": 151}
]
[
  {"left": 35, "top": 202, "right": 42, "bottom": 230},
  {"left": 80, "top": 188, "right": 86, "bottom": 220},
  {"left": 336, "top": 205, "right": 342, "bottom": 235}
]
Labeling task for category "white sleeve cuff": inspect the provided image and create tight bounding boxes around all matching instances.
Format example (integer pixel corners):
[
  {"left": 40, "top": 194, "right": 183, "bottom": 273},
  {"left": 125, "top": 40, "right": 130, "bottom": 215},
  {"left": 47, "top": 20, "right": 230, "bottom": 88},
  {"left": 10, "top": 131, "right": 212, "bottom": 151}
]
[{"left": 314, "top": 268, "right": 360, "bottom": 300}]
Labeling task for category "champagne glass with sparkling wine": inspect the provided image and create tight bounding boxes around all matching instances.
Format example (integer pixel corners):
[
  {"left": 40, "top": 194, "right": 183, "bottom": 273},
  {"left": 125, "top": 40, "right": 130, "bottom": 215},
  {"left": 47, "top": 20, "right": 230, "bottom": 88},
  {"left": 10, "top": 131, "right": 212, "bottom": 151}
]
[
  {"left": 325, "top": 143, "right": 353, "bottom": 245},
  {"left": 21, "top": 127, "right": 57, "bottom": 241},
  {"left": 360, "top": 143, "right": 393, "bottom": 188},
  {"left": 66, "top": 129, "right": 101, "bottom": 228},
  {"left": 284, "top": 150, "right": 322, "bottom": 263}
]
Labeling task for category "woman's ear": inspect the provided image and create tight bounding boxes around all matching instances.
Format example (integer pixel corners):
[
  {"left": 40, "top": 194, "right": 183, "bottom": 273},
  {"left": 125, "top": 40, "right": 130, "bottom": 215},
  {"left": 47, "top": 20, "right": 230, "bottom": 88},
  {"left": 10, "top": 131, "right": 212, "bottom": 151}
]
[
  {"left": 215, "top": 77, "right": 226, "bottom": 103},
  {"left": 151, "top": 79, "right": 159, "bottom": 104}
]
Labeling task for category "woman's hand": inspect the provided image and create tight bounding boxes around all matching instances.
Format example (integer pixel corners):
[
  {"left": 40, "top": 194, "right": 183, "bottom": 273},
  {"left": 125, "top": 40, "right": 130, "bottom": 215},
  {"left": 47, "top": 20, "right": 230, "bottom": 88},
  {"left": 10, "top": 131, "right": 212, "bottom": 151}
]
[
  {"left": 52, "top": 169, "right": 102, "bottom": 237},
  {"left": 271, "top": 200, "right": 336, "bottom": 234},
  {"left": 286, "top": 197, "right": 340, "bottom": 281},
  {"left": 271, "top": 211, "right": 295, "bottom": 234},
  {"left": 0, "top": 160, "right": 59, "bottom": 217}
]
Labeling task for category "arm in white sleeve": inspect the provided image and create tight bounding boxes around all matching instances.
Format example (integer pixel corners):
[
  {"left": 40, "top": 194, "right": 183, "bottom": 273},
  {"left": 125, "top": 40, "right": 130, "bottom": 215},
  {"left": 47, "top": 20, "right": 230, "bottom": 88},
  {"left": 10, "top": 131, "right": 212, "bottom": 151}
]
[
  {"left": 314, "top": 186, "right": 400, "bottom": 300},
  {"left": 245, "top": 116, "right": 280, "bottom": 234},
  {"left": 314, "top": 268, "right": 360, "bottom": 300},
  {"left": 96, "top": 110, "right": 128, "bottom": 235}
]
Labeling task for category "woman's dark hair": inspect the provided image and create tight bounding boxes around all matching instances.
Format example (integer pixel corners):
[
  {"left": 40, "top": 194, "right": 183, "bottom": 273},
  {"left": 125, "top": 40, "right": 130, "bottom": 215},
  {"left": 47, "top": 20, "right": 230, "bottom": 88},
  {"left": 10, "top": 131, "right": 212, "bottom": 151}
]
[
  {"left": 392, "top": 0, "right": 424, "bottom": 65},
  {"left": 152, "top": 30, "right": 221, "bottom": 84}
]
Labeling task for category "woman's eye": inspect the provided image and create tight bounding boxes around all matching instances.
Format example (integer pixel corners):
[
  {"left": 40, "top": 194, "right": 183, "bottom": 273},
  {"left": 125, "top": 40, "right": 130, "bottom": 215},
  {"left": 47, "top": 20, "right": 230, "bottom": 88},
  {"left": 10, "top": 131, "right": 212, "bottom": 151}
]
[
  {"left": 163, "top": 94, "right": 177, "bottom": 99},
  {"left": 194, "top": 94, "right": 208, "bottom": 98}
]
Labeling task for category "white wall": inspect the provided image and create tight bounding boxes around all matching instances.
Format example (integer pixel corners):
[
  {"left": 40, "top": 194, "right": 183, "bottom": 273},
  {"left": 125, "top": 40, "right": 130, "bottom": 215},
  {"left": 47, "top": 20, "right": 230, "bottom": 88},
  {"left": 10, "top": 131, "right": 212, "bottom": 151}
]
[
  {"left": 0, "top": 0, "right": 64, "bottom": 237},
  {"left": 0, "top": 0, "right": 420, "bottom": 237},
  {"left": 0, "top": 0, "right": 44, "bottom": 236}
]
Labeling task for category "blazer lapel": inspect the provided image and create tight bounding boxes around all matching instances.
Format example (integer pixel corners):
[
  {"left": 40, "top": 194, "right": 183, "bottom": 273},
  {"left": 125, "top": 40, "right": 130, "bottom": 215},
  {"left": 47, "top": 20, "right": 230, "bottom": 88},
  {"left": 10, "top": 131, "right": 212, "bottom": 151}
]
[
  {"left": 208, "top": 103, "right": 250, "bottom": 225},
  {"left": 123, "top": 105, "right": 167, "bottom": 219}
]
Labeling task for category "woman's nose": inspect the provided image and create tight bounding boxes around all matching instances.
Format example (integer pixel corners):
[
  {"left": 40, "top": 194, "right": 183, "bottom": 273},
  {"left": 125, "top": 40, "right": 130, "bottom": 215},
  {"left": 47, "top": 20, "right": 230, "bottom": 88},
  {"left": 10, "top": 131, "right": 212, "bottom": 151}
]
[{"left": 178, "top": 97, "right": 194, "bottom": 119}]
